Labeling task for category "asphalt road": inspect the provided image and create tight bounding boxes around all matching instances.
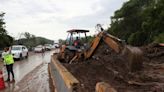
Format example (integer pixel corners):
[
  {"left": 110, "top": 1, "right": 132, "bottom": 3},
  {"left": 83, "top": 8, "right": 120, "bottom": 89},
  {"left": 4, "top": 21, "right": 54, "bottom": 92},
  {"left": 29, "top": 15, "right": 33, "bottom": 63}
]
[{"left": 0, "top": 49, "right": 59, "bottom": 92}]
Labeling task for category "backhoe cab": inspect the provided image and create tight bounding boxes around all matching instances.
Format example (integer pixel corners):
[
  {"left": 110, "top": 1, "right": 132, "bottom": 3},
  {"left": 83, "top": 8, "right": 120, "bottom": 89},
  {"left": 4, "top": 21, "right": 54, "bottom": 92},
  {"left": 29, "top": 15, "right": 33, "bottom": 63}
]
[
  {"left": 66, "top": 29, "right": 89, "bottom": 50},
  {"left": 58, "top": 29, "right": 89, "bottom": 63}
]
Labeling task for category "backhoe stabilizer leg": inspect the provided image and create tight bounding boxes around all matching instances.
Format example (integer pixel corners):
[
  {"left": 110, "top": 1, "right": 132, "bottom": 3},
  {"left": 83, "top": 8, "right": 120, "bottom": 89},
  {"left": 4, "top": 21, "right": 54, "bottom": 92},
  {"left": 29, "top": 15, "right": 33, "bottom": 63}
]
[{"left": 69, "top": 55, "right": 78, "bottom": 64}]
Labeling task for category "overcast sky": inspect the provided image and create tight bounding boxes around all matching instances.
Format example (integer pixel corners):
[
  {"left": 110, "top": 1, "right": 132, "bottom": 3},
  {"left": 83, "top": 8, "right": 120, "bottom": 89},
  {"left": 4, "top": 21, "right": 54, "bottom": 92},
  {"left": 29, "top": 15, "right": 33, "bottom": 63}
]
[{"left": 0, "top": 0, "right": 127, "bottom": 41}]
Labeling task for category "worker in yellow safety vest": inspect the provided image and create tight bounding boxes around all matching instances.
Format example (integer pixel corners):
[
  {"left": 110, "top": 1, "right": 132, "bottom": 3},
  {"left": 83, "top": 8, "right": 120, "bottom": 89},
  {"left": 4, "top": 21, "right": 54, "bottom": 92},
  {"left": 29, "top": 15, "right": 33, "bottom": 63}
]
[{"left": 3, "top": 47, "right": 15, "bottom": 82}]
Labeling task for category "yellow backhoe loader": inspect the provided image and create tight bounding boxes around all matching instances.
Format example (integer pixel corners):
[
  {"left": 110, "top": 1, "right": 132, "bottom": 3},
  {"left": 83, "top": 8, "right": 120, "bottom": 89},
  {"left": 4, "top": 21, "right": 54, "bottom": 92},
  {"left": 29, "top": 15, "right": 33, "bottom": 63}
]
[{"left": 58, "top": 24, "right": 143, "bottom": 72}]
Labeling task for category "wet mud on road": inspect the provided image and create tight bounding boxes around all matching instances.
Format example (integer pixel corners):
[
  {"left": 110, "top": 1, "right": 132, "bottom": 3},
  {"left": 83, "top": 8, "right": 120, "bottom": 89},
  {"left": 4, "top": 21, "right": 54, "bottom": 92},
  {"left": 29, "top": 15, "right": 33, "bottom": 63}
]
[
  {"left": 14, "top": 63, "right": 50, "bottom": 92},
  {"left": 0, "top": 49, "right": 59, "bottom": 92}
]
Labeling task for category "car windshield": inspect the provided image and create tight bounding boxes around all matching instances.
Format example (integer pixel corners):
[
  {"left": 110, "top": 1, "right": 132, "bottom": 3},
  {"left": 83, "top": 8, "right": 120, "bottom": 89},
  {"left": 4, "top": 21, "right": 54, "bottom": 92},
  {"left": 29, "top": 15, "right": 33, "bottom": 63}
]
[{"left": 12, "top": 47, "right": 21, "bottom": 50}]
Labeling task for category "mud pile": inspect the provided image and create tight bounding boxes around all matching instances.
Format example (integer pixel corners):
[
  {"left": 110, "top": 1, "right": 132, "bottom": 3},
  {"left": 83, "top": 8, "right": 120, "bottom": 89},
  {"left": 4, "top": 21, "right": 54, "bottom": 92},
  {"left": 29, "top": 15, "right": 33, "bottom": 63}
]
[
  {"left": 63, "top": 42, "right": 164, "bottom": 92},
  {"left": 141, "top": 43, "right": 164, "bottom": 63}
]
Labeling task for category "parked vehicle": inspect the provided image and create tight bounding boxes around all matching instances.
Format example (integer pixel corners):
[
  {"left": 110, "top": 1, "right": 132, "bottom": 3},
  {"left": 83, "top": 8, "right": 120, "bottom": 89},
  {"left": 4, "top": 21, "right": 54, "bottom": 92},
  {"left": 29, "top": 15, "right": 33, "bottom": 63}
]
[
  {"left": 11, "top": 45, "right": 28, "bottom": 60},
  {"left": 45, "top": 44, "right": 52, "bottom": 51},
  {"left": 53, "top": 43, "right": 59, "bottom": 48},
  {"left": 34, "top": 45, "right": 44, "bottom": 53}
]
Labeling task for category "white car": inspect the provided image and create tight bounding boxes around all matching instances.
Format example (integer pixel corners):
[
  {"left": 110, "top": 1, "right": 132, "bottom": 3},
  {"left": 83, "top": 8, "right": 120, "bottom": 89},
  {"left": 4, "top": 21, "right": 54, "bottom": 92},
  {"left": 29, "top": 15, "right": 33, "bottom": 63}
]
[
  {"left": 34, "top": 45, "right": 44, "bottom": 53},
  {"left": 11, "top": 45, "right": 28, "bottom": 60},
  {"left": 45, "top": 44, "right": 52, "bottom": 51}
]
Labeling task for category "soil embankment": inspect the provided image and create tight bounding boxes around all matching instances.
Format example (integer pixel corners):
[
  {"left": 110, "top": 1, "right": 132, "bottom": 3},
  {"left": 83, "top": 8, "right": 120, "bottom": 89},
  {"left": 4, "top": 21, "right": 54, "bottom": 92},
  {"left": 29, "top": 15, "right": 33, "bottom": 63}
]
[{"left": 63, "top": 42, "right": 164, "bottom": 92}]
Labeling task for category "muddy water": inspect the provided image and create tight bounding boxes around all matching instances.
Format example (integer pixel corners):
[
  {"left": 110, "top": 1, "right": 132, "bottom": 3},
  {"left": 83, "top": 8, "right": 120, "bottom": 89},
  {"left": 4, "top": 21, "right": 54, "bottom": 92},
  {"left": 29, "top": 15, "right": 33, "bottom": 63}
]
[
  {"left": 0, "top": 49, "right": 59, "bottom": 92},
  {"left": 14, "top": 64, "right": 50, "bottom": 92}
]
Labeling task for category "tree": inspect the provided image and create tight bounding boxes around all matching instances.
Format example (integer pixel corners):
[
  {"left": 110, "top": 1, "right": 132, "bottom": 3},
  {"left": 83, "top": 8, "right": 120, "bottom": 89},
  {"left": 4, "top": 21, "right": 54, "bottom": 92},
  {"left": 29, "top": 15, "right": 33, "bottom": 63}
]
[
  {"left": 0, "top": 13, "right": 6, "bottom": 35},
  {"left": 154, "top": 32, "right": 164, "bottom": 43},
  {"left": 24, "top": 32, "right": 31, "bottom": 40},
  {"left": 0, "top": 12, "right": 13, "bottom": 48},
  {"left": 109, "top": 0, "right": 164, "bottom": 46},
  {"left": 58, "top": 39, "right": 66, "bottom": 45}
]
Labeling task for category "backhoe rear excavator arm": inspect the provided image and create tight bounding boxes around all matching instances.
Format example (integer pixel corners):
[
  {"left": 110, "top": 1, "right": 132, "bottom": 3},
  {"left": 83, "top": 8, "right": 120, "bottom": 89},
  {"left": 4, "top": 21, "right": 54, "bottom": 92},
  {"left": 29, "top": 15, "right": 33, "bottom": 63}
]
[
  {"left": 83, "top": 30, "right": 143, "bottom": 72},
  {"left": 84, "top": 31, "right": 124, "bottom": 59},
  {"left": 84, "top": 32, "right": 103, "bottom": 59}
]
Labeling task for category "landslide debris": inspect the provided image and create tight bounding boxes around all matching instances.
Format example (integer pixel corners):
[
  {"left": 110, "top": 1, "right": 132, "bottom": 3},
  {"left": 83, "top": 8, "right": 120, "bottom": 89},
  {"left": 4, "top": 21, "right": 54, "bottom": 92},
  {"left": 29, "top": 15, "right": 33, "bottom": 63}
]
[{"left": 63, "top": 42, "right": 164, "bottom": 92}]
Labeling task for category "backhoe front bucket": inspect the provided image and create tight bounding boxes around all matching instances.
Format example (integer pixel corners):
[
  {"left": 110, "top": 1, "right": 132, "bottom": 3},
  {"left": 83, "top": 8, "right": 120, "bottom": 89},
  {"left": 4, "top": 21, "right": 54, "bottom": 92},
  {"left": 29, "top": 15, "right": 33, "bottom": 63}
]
[{"left": 121, "top": 45, "right": 143, "bottom": 72}]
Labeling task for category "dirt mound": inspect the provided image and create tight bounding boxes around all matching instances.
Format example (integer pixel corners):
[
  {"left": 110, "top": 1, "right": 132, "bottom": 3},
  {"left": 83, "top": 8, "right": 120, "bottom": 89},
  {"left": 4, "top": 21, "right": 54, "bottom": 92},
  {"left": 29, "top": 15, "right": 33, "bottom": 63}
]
[
  {"left": 63, "top": 42, "right": 164, "bottom": 92},
  {"left": 141, "top": 43, "right": 164, "bottom": 63}
]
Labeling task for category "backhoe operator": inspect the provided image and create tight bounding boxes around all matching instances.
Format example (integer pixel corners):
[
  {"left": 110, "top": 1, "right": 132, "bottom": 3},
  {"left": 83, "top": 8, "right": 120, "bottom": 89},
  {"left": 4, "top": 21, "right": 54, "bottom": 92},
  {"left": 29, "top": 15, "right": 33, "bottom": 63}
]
[{"left": 74, "top": 37, "right": 81, "bottom": 49}]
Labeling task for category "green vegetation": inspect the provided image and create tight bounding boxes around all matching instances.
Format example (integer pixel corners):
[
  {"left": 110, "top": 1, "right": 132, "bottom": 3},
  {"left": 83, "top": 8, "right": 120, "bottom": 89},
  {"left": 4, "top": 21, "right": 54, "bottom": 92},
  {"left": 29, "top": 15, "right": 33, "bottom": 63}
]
[
  {"left": 0, "top": 12, "right": 13, "bottom": 49},
  {"left": 14, "top": 32, "right": 54, "bottom": 50},
  {"left": 109, "top": 0, "right": 164, "bottom": 46},
  {"left": 154, "top": 32, "right": 164, "bottom": 43}
]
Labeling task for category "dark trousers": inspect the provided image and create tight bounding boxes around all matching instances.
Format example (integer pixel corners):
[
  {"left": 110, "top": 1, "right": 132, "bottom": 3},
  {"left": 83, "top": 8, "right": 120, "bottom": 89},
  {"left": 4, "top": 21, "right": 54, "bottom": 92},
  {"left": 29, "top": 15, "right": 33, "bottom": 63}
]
[{"left": 6, "top": 64, "right": 14, "bottom": 80}]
